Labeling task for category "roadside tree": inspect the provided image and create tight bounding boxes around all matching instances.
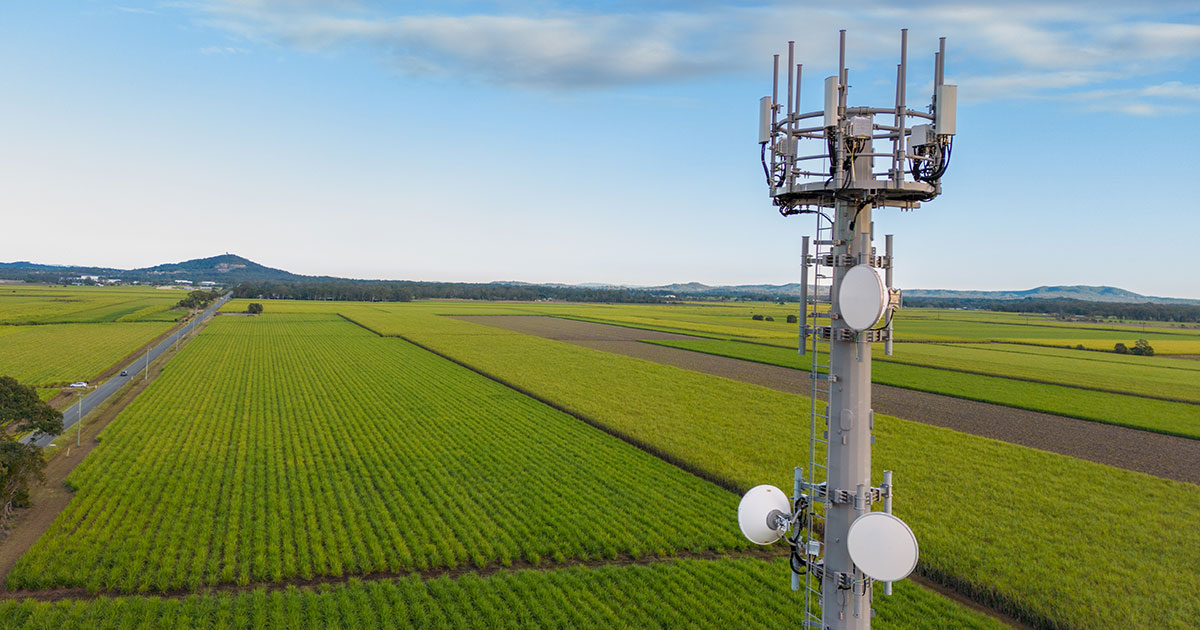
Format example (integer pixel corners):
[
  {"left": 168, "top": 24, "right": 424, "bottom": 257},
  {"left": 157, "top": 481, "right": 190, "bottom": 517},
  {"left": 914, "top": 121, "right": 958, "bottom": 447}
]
[{"left": 0, "top": 376, "right": 62, "bottom": 522}]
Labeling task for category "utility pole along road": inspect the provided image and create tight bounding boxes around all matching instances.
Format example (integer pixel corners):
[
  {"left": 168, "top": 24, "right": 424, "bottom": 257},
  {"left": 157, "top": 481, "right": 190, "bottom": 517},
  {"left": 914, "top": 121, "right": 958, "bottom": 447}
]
[{"left": 20, "top": 293, "right": 231, "bottom": 448}]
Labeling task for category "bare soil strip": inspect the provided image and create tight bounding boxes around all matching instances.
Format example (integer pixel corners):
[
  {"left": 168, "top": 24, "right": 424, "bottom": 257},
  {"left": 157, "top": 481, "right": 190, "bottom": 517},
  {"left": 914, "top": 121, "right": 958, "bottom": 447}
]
[
  {"left": 453, "top": 315, "right": 1200, "bottom": 485},
  {"left": 0, "top": 315, "right": 215, "bottom": 590}
]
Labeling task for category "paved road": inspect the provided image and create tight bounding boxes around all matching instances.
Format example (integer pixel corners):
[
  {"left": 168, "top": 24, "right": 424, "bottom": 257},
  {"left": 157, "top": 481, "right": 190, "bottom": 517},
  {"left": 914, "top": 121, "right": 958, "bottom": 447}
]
[{"left": 22, "top": 294, "right": 231, "bottom": 448}]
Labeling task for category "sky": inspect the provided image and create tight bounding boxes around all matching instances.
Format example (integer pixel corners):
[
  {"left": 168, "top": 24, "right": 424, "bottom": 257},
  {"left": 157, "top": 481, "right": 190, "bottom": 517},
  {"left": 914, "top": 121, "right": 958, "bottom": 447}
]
[{"left": 1, "top": 2, "right": 1198, "bottom": 297}]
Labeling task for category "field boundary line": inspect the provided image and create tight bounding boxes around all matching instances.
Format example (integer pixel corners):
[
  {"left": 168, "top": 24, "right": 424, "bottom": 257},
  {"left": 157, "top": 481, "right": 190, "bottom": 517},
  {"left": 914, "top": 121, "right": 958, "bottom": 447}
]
[
  {"left": 0, "top": 548, "right": 786, "bottom": 602},
  {"left": 335, "top": 313, "right": 745, "bottom": 494}
]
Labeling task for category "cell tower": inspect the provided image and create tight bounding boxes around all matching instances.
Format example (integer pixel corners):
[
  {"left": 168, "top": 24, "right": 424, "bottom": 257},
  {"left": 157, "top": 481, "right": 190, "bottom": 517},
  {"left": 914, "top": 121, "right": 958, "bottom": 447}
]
[{"left": 736, "top": 30, "right": 956, "bottom": 629}]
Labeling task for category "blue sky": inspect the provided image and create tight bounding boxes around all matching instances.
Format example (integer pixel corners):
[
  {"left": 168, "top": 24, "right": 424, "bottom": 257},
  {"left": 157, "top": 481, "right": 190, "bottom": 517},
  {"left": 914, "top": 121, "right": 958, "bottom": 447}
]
[{"left": 1, "top": 2, "right": 1198, "bottom": 296}]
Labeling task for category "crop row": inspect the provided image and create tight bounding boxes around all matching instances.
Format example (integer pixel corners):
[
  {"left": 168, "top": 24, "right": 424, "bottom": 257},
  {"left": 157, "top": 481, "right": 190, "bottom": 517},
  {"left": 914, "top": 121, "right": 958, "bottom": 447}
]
[
  {"left": 643, "top": 338, "right": 1200, "bottom": 438},
  {"left": 347, "top": 305, "right": 1200, "bottom": 630},
  {"left": 8, "top": 314, "right": 746, "bottom": 593},
  {"left": 0, "top": 558, "right": 1006, "bottom": 630}
]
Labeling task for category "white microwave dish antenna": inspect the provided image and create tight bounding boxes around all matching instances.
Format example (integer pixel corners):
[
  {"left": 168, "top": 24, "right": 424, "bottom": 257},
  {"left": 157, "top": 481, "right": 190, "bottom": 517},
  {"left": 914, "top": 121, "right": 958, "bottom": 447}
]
[
  {"left": 838, "top": 265, "right": 888, "bottom": 331},
  {"left": 737, "top": 485, "right": 792, "bottom": 545},
  {"left": 846, "top": 512, "right": 919, "bottom": 582}
]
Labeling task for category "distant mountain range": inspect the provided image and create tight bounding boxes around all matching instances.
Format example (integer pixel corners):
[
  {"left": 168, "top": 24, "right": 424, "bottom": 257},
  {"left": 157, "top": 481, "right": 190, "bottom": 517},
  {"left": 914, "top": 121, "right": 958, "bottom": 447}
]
[
  {"left": 0, "top": 255, "right": 1195, "bottom": 304},
  {"left": 0, "top": 254, "right": 311, "bottom": 284}
]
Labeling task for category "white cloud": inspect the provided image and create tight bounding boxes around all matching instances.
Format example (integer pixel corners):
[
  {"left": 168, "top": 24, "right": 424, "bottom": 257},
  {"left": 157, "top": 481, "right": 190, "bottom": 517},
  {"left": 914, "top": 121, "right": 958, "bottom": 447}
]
[
  {"left": 199, "top": 45, "right": 251, "bottom": 55},
  {"left": 117, "top": 6, "right": 159, "bottom": 15},
  {"left": 169, "top": 0, "right": 1200, "bottom": 112}
]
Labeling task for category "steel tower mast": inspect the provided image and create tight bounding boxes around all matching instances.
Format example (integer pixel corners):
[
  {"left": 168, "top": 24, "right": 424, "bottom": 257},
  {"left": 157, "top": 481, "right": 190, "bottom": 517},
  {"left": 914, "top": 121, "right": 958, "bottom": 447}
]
[{"left": 738, "top": 30, "right": 957, "bottom": 630}]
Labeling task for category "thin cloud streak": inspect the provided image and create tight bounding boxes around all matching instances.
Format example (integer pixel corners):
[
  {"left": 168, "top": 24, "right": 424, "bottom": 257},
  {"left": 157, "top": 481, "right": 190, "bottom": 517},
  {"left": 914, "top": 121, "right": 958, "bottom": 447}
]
[{"left": 172, "top": 1, "right": 1200, "bottom": 110}]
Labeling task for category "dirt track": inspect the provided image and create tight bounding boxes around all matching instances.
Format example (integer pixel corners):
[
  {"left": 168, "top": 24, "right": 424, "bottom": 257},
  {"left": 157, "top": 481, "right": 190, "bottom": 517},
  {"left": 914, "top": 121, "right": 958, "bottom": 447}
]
[{"left": 454, "top": 315, "right": 1200, "bottom": 485}]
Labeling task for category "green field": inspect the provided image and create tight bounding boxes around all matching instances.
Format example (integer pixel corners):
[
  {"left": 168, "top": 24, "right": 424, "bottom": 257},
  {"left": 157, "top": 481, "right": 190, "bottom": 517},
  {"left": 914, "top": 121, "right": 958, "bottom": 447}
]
[
  {"left": 643, "top": 338, "right": 1200, "bottom": 438},
  {"left": 468, "top": 300, "right": 1200, "bottom": 354},
  {"left": 8, "top": 314, "right": 747, "bottom": 593},
  {"left": 6, "top": 297, "right": 1198, "bottom": 630},
  {"left": 0, "top": 286, "right": 184, "bottom": 324},
  {"left": 329, "top": 304, "right": 1200, "bottom": 630},
  {"left": 0, "top": 321, "right": 173, "bottom": 387},
  {"left": 0, "top": 558, "right": 1006, "bottom": 630}
]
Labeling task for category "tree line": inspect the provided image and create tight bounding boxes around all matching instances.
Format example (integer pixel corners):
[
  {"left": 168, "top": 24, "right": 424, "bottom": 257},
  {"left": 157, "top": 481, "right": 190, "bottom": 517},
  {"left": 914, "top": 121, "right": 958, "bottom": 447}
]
[
  {"left": 904, "top": 297, "right": 1200, "bottom": 323},
  {"left": 231, "top": 280, "right": 667, "bottom": 304},
  {"left": 176, "top": 289, "right": 223, "bottom": 310}
]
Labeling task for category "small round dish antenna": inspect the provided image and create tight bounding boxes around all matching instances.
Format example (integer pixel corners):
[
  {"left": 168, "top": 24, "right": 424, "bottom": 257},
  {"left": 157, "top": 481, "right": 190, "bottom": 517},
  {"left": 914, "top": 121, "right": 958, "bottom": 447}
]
[
  {"left": 846, "top": 512, "right": 919, "bottom": 582},
  {"left": 737, "top": 485, "right": 791, "bottom": 545},
  {"left": 838, "top": 265, "right": 887, "bottom": 331}
]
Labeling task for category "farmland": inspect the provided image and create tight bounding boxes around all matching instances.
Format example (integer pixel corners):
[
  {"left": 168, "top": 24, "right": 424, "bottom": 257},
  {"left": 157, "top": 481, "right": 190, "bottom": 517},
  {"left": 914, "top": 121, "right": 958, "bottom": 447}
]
[
  {"left": 642, "top": 338, "right": 1200, "bottom": 438},
  {"left": 0, "top": 286, "right": 184, "bottom": 325},
  {"left": 437, "top": 300, "right": 1200, "bottom": 439},
  {"left": 0, "top": 322, "right": 174, "bottom": 388},
  {"left": 0, "top": 286, "right": 194, "bottom": 398},
  {"left": 8, "top": 314, "right": 749, "bottom": 592},
  {"left": 317, "top": 302, "right": 1199, "bottom": 629},
  {"left": 0, "top": 558, "right": 1006, "bottom": 630},
  {"left": 3, "top": 297, "right": 1197, "bottom": 630}
]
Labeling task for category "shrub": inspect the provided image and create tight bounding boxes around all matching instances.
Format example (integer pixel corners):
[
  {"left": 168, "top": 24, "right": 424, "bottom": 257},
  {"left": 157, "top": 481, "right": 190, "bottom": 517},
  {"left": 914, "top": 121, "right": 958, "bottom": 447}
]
[
  {"left": 1131, "top": 339, "right": 1155, "bottom": 356},
  {"left": 1114, "top": 343, "right": 1129, "bottom": 354},
  {"left": 764, "top": 316, "right": 774, "bottom": 322},
  {"left": 751, "top": 314, "right": 764, "bottom": 321},
  {"left": 787, "top": 314, "right": 798, "bottom": 324}
]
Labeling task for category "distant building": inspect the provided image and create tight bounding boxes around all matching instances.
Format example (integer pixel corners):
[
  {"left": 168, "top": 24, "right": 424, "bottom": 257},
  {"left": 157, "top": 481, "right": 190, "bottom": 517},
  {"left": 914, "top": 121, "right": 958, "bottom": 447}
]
[
  {"left": 174, "top": 279, "right": 193, "bottom": 285},
  {"left": 199, "top": 281, "right": 217, "bottom": 287}
]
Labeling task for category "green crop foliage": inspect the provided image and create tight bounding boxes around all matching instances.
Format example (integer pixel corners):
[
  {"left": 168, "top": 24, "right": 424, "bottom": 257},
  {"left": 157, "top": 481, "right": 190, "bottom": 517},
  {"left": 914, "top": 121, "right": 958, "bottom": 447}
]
[
  {"left": 0, "top": 558, "right": 1007, "bottom": 630},
  {"left": 8, "top": 314, "right": 747, "bottom": 593},
  {"left": 0, "top": 286, "right": 182, "bottom": 324},
  {"left": 0, "top": 322, "right": 173, "bottom": 386},
  {"left": 355, "top": 307, "right": 1200, "bottom": 630},
  {"left": 643, "top": 338, "right": 1200, "bottom": 438}
]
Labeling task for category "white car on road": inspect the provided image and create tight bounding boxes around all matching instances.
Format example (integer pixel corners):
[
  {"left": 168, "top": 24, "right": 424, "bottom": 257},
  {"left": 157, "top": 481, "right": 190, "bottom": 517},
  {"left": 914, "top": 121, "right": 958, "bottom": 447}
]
[{"left": 69, "top": 381, "right": 88, "bottom": 388}]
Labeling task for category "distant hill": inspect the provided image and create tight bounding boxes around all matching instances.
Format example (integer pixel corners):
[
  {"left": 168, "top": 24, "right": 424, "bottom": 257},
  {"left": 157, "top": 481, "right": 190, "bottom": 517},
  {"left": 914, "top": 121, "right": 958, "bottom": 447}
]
[
  {"left": 133, "top": 254, "right": 304, "bottom": 282},
  {"left": 641, "top": 282, "right": 1197, "bottom": 304},
  {"left": 0, "top": 254, "right": 307, "bottom": 285},
  {"left": 906, "top": 285, "right": 1200, "bottom": 305}
]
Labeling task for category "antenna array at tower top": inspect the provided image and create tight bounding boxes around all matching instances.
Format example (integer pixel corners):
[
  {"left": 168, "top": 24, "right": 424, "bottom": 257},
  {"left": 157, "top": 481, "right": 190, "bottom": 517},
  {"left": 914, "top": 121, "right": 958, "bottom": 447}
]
[{"left": 757, "top": 30, "right": 957, "bottom": 215}]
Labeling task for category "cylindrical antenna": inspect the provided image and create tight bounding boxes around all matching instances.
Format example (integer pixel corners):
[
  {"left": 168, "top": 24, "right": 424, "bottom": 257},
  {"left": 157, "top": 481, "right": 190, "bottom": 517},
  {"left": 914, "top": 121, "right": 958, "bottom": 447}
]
[
  {"left": 786, "top": 41, "right": 795, "bottom": 124},
  {"left": 893, "top": 64, "right": 902, "bottom": 183},
  {"left": 772, "top": 54, "right": 780, "bottom": 130},
  {"left": 933, "top": 51, "right": 940, "bottom": 104},
  {"left": 838, "top": 30, "right": 847, "bottom": 110},
  {"left": 795, "top": 63, "right": 802, "bottom": 117},
  {"left": 937, "top": 37, "right": 946, "bottom": 87}
]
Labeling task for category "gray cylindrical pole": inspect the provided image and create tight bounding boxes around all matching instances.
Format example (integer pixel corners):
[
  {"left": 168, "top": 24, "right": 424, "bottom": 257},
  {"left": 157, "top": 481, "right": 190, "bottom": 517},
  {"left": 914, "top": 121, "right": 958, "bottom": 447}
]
[
  {"left": 823, "top": 120, "right": 875, "bottom": 630},
  {"left": 792, "top": 466, "right": 803, "bottom": 591},
  {"left": 799, "top": 236, "right": 809, "bottom": 356},
  {"left": 882, "top": 470, "right": 894, "bottom": 595}
]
